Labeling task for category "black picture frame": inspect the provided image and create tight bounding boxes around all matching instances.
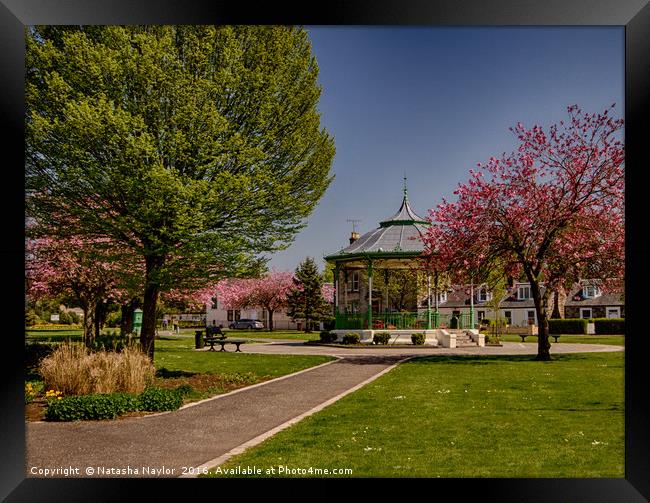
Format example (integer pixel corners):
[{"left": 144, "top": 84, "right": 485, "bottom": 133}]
[{"left": 2, "top": 1, "right": 648, "bottom": 500}]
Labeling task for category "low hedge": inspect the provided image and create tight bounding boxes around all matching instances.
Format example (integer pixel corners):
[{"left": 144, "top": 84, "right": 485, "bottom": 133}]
[
  {"left": 138, "top": 387, "right": 184, "bottom": 412},
  {"left": 592, "top": 318, "right": 624, "bottom": 335},
  {"left": 342, "top": 332, "right": 360, "bottom": 345},
  {"left": 319, "top": 331, "right": 338, "bottom": 343},
  {"left": 373, "top": 332, "right": 391, "bottom": 345},
  {"left": 411, "top": 333, "right": 425, "bottom": 345},
  {"left": 548, "top": 318, "right": 587, "bottom": 334},
  {"left": 45, "top": 386, "right": 191, "bottom": 421}
]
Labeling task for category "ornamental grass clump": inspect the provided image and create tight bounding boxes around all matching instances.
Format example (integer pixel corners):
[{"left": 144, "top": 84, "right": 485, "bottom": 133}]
[{"left": 39, "top": 343, "right": 155, "bottom": 395}]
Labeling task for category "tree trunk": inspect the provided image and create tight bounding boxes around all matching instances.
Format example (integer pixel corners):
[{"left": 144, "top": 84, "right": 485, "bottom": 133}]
[
  {"left": 529, "top": 280, "right": 552, "bottom": 361},
  {"left": 267, "top": 308, "right": 274, "bottom": 332},
  {"left": 140, "top": 255, "right": 164, "bottom": 360},
  {"left": 551, "top": 286, "right": 566, "bottom": 319},
  {"left": 120, "top": 302, "right": 132, "bottom": 336},
  {"left": 82, "top": 304, "right": 94, "bottom": 348},
  {"left": 93, "top": 301, "right": 102, "bottom": 340}
]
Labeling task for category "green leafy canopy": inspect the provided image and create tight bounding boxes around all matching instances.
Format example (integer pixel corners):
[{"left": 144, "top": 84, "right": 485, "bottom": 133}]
[{"left": 26, "top": 25, "right": 335, "bottom": 355}]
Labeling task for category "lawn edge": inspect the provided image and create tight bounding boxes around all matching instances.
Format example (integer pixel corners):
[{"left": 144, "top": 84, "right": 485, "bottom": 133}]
[{"left": 182, "top": 355, "right": 414, "bottom": 479}]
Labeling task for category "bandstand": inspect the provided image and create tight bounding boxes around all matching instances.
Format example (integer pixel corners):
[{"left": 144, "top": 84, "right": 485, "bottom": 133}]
[{"left": 325, "top": 185, "right": 481, "bottom": 347}]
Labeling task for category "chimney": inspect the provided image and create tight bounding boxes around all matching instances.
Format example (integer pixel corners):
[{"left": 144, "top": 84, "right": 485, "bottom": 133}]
[{"left": 349, "top": 232, "right": 360, "bottom": 244}]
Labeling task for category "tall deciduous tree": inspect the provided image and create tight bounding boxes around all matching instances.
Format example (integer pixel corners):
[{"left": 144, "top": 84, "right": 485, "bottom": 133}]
[
  {"left": 423, "top": 105, "right": 624, "bottom": 360},
  {"left": 286, "top": 257, "right": 331, "bottom": 332},
  {"left": 26, "top": 26, "right": 335, "bottom": 358}
]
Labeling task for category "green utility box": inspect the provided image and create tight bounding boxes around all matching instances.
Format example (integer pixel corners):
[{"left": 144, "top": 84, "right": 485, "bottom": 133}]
[{"left": 133, "top": 309, "right": 143, "bottom": 336}]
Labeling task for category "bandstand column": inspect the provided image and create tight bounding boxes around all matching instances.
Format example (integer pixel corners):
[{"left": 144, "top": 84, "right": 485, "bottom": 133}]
[
  {"left": 367, "top": 259, "right": 373, "bottom": 329},
  {"left": 469, "top": 276, "right": 475, "bottom": 329},
  {"left": 427, "top": 273, "right": 432, "bottom": 330},
  {"left": 333, "top": 264, "right": 340, "bottom": 329}
]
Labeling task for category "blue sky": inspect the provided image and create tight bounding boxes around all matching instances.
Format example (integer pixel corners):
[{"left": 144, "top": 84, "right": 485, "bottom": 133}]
[{"left": 266, "top": 27, "right": 624, "bottom": 273}]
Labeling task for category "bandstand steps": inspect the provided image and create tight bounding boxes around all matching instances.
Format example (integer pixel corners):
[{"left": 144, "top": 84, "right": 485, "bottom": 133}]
[{"left": 454, "top": 332, "right": 478, "bottom": 347}]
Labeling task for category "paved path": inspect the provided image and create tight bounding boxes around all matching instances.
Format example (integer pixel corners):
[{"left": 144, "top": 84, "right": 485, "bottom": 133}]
[
  {"left": 223, "top": 340, "right": 624, "bottom": 357},
  {"left": 26, "top": 341, "right": 622, "bottom": 478},
  {"left": 26, "top": 355, "right": 403, "bottom": 478}
]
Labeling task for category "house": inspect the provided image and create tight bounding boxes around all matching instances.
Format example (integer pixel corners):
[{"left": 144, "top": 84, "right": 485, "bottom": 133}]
[
  {"left": 204, "top": 282, "right": 335, "bottom": 330},
  {"left": 434, "top": 280, "right": 624, "bottom": 328}
]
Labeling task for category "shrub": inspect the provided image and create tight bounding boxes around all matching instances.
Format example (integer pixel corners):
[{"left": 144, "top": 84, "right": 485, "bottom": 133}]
[
  {"left": 25, "top": 309, "right": 41, "bottom": 327},
  {"left": 373, "top": 332, "right": 391, "bottom": 345},
  {"left": 138, "top": 387, "right": 184, "bottom": 412},
  {"left": 105, "top": 310, "right": 122, "bottom": 328},
  {"left": 25, "top": 382, "right": 40, "bottom": 404},
  {"left": 411, "top": 332, "right": 425, "bottom": 345},
  {"left": 592, "top": 318, "right": 624, "bottom": 335},
  {"left": 174, "top": 384, "right": 194, "bottom": 397},
  {"left": 178, "top": 320, "right": 204, "bottom": 328},
  {"left": 39, "top": 344, "right": 155, "bottom": 395},
  {"left": 44, "top": 385, "right": 190, "bottom": 421},
  {"left": 342, "top": 332, "right": 360, "bottom": 345},
  {"left": 548, "top": 318, "right": 588, "bottom": 334},
  {"left": 57, "top": 310, "right": 73, "bottom": 325},
  {"left": 25, "top": 343, "right": 56, "bottom": 369},
  {"left": 319, "top": 331, "right": 337, "bottom": 343},
  {"left": 45, "top": 392, "right": 141, "bottom": 421}
]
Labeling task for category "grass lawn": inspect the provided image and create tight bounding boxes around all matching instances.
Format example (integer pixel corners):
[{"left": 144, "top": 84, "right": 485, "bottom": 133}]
[
  {"left": 26, "top": 329, "right": 83, "bottom": 342},
  {"left": 207, "top": 352, "right": 624, "bottom": 478},
  {"left": 154, "top": 335, "right": 329, "bottom": 376},
  {"left": 495, "top": 334, "right": 624, "bottom": 346}
]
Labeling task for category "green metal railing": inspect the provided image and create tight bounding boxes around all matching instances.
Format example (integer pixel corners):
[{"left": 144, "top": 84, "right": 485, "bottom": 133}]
[{"left": 335, "top": 311, "right": 473, "bottom": 330}]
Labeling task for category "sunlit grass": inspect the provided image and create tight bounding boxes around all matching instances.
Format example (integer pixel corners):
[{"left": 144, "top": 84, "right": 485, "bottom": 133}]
[{"left": 207, "top": 352, "right": 624, "bottom": 478}]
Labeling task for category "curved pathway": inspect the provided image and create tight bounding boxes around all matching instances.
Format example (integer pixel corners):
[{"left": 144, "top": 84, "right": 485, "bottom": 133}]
[
  {"left": 26, "top": 341, "right": 622, "bottom": 478},
  {"left": 233, "top": 340, "right": 624, "bottom": 357}
]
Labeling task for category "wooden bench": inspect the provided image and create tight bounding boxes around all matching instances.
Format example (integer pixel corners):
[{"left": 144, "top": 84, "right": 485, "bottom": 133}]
[
  {"left": 205, "top": 337, "right": 244, "bottom": 352},
  {"left": 517, "top": 334, "right": 561, "bottom": 343},
  {"left": 203, "top": 335, "right": 226, "bottom": 351}
]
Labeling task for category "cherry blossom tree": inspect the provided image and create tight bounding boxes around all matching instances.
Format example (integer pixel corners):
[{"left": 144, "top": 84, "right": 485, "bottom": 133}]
[
  {"left": 26, "top": 235, "right": 143, "bottom": 346},
  {"left": 423, "top": 105, "right": 624, "bottom": 360},
  {"left": 205, "top": 271, "right": 295, "bottom": 331}
]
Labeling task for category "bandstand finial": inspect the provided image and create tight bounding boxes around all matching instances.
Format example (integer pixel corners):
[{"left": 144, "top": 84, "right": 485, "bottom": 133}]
[{"left": 403, "top": 174, "right": 408, "bottom": 198}]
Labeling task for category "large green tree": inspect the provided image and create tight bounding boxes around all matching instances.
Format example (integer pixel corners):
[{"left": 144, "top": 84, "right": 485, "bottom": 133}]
[
  {"left": 26, "top": 26, "right": 335, "bottom": 358},
  {"left": 286, "top": 257, "right": 331, "bottom": 332}
]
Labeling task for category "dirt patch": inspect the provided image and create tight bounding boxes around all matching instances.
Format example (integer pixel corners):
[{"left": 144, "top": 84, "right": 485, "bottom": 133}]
[
  {"left": 153, "top": 373, "right": 259, "bottom": 395},
  {"left": 25, "top": 401, "right": 46, "bottom": 422}
]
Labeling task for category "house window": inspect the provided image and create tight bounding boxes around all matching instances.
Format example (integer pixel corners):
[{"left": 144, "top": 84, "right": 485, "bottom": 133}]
[
  {"left": 527, "top": 310, "right": 536, "bottom": 325},
  {"left": 351, "top": 272, "right": 359, "bottom": 292},
  {"left": 504, "top": 311, "right": 512, "bottom": 325},
  {"left": 518, "top": 285, "right": 531, "bottom": 300},
  {"left": 435, "top": 291, "right": 447, "bottom": 303},
  {"left": 227, "top": 310, "right": 241, "bottom": 322},
  {"left": 478, "top": 288, "right": 492, "bottom": 302},
  {"left": 347, "top": 301, "right": 359, "bottom": 314},
  {"left": 211, "top": 297, "right": 218, "bottom": 309},
  {"left": 581, "top": 308, "right": 592, "bottom": 319},
  {"left": 606, "top": 307, "right": 620, "bottom": 319},
  {"left": 582, "top": 285, "right": 601, "bottom": 298},
  {"left": 477, "top": 311, "right": 485, "bottom": 322}
]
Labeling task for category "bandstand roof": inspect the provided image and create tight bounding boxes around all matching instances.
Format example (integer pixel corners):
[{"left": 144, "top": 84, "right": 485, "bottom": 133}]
[{"left": 325, "top": 189, "right": 430, "bottom": 263}]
